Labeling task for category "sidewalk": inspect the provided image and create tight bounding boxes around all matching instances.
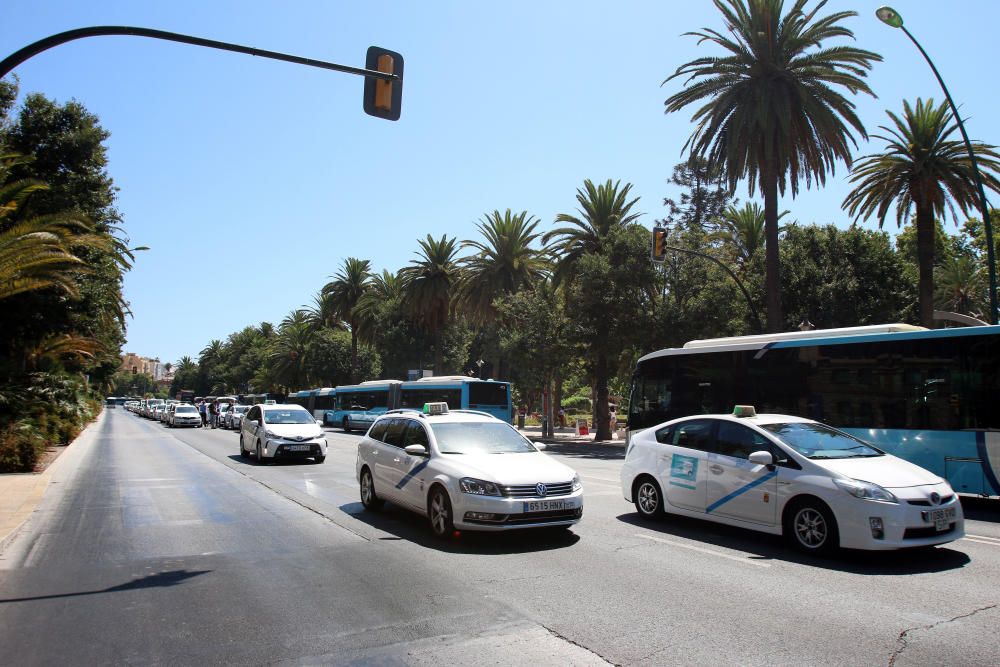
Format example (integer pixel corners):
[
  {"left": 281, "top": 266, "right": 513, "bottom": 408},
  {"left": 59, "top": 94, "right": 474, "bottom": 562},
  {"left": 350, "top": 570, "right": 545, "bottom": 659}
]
[{"left": 517, "top": 424, "right": 627, "bottom": 447}]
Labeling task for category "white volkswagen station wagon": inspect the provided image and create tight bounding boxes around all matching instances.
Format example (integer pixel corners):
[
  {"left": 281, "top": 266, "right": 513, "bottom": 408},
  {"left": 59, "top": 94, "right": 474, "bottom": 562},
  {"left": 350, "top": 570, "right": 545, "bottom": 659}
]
[
  {"left": 356, "top": 403, "right": 583, "bottom": 537},
  {"left": 620, "top": 407, "right": 965, "bottom": 554}
]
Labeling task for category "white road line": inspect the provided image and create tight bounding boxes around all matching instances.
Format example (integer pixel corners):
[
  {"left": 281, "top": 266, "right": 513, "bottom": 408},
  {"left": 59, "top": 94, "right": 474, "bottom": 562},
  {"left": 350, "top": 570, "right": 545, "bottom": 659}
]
[
  {"left": 635, "top": 533, "right": 771, "bottom": 568},
  {"left": 963, "top": 536, "right": 1000, "bottom": 547},
  {"left": 965, "top": 533, "right": 1000, "bottom": 542}
]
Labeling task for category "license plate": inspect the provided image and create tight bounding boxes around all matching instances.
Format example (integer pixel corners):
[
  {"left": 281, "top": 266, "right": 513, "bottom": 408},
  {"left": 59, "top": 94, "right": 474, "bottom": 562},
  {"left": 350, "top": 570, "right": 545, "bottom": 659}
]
[
  {"left": 929, "top": 507, "right": 956, "bottom": 531},
  {"left": 523, "top": 499, "right": 575, "bottom": 512},
  {"left": 286, "top": 445, "right": 311, "bottom": 451}
]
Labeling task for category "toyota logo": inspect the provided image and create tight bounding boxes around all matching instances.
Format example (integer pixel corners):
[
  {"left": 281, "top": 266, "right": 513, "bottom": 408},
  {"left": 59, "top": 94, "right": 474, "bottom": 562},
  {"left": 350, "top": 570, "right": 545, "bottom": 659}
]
[
  {"left": 930, "top": 492, "right": 941, "bottom": 505},
  {"left": 295, "top": 436, "right": 304, "bottom": 442},
  {"left": 536, "top": 483, "right": 548, "bottom": 497}
]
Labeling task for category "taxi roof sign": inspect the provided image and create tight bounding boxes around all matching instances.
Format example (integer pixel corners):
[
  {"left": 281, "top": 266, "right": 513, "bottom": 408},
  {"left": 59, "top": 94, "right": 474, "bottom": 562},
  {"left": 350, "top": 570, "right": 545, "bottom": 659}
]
[
  {"left": 423, "top": 402, "right": 449, "bottom": 415},
  {"left": 732, "top": 405, "right": 756, "bottom": 418}
]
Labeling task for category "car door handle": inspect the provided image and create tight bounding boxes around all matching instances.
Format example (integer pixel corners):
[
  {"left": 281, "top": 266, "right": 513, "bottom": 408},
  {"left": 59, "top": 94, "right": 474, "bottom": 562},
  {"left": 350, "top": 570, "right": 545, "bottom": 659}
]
[{"left": 709, "top": 464, "right": 724, "bottom": 475}]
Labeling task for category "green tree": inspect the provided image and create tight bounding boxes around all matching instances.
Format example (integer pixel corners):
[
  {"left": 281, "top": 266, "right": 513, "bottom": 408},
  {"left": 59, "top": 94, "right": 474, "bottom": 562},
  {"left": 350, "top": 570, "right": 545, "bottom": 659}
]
[
  {"left": 267, "top": 311, "right": 314, "bottom": 391},
  {"left": 709, "top": 202, "right": 787, "bottom": 272},
  {"left": 665, "top": 0, "right": 881, "bottom": 332},
  {"left": 843, "top": 98, "right": 1000, "bottom": 326},
  {"left": 934, "top": 256, "right": 985, "bottom": 318},
  {"left": 307, "top": 328, "right": 381, "bottom": 387},
  {"left": 401, "top": 235, "right": 461, "bottom": 375},
  {"left": 322, "top": 257, "right": 372, "bottom": 383}
]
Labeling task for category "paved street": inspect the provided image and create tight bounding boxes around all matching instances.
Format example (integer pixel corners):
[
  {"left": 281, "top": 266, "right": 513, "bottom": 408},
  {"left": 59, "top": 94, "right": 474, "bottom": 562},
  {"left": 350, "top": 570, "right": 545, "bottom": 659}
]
[{"left": 2, "top": 409, "right": 999, "bottom": 665}]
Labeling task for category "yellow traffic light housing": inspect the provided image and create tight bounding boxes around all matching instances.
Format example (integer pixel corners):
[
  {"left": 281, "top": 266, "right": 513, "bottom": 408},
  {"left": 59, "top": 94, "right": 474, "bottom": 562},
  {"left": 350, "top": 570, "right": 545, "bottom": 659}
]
[
  {"left": 651, "top": 226, "right": 667, "bottom": 263},
  {"left": 363, "top": 46, "right": 403, "bottom": 121}
]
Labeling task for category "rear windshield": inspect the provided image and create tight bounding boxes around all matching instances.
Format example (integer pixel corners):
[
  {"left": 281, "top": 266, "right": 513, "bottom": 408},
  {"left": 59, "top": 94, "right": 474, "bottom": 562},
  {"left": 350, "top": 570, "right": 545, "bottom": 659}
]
[
  {"left": 175, "top": 406, "right": 197, "bottom": 414},
  {"left": 761, "top": 422, "right": 882, "bottom": 459}
]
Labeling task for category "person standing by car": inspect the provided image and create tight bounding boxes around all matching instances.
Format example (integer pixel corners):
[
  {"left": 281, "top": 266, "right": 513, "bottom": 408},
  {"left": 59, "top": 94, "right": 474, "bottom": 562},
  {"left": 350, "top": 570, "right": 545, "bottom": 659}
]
[
  {"left": 210, "top": 399, "right": 219, "bottom": 429},
  {"left": 198, "top": 400, "right": 207, "bottom": 427}
]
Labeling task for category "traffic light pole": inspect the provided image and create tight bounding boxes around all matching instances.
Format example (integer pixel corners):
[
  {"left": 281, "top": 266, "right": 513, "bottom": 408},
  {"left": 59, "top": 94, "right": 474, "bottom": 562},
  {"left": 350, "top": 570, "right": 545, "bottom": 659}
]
[{"left": 0, "top": 25, "right": 398, "bottom": 86}]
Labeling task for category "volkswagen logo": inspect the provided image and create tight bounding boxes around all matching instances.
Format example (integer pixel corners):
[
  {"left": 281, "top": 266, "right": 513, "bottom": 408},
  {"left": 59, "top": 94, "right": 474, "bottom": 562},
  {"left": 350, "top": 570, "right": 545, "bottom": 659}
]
[
  {"left": 536, "top": 483, "right": 548, "bottom": 497},
  {"left": 930, "top": 492, "right": 941, "bottom": 505}
]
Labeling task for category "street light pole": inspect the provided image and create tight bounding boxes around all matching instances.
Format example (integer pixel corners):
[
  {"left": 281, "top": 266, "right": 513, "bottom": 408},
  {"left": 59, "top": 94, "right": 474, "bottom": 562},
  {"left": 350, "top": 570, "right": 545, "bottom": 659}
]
[{"left": 876, "top": 7, "right": 999, "bottom": 325}]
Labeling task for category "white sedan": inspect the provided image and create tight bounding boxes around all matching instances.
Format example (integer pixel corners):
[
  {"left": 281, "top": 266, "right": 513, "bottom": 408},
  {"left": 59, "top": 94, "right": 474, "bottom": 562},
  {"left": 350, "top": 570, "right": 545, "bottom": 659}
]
[
  {"left": 356, "top": 404, "right": 583, "bottom": 537},
  {"left": 620, "top": 407, "right": 964, "bottom": 554}
]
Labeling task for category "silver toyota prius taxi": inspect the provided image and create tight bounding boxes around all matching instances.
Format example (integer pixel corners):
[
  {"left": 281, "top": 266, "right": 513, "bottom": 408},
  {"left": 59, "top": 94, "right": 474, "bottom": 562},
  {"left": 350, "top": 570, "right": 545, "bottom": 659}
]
[
  {"left": 620, "top": 406, "right": 965, "bottom": 554},
  {"left": 356, "top": 403, "right": 583, "bottom": 537}
]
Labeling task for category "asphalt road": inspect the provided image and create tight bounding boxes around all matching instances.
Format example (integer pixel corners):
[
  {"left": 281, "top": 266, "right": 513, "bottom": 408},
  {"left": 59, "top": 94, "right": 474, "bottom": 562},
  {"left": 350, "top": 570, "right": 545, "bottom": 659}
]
[{"left": 1, "top": 409, "right": 999, "bottom": 666}]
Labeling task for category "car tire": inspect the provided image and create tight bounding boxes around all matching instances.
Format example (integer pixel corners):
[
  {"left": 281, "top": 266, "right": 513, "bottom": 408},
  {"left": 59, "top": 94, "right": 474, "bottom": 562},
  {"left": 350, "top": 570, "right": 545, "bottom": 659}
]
[
  {"left": 360, "top": 467, "right": 383, "bottom": 511},
  {"left": 256, "top": 441, "right": 268, "bottom": 465},
  {"left": 239, "top": 436, "right": 248, "bottom": 458},
  {"left": 428, "top": 486, "right": 454, "bottom": 539},
  {"left": 785, "top": 499, "right": 839, "bottom": 555},
  {"left": 634, "top": 476, "right": 665, "bottom": 519},
  {"left": 315, "top": 456, "right": 326, "bottom": 464},
  {"left": 342, "top": 417, "right": 351, "bottom": 433}
]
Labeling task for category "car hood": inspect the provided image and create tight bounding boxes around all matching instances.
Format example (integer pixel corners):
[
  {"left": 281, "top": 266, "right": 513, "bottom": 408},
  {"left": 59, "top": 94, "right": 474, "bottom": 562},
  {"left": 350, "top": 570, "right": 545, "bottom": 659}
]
[
  {"left": 265, "top": 424, "right": 323, "bottom": 439},
  {"left": 443, "top": 451, "right": 575, "bottom": 485},
  {"left": 811, "top": 455, "right": 943, "bottom": 488}
]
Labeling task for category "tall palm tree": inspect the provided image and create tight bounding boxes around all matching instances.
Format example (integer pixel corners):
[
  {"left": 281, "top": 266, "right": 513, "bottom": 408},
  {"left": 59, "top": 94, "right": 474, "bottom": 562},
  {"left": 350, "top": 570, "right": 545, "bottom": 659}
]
[
  {"left": 843, "top": 98, "right": 1000, "bottom": 326},
  {"left": 322, "top": 257, "right": 372, "bottom": 383},
  {"left": 545, "top": 179, "right": 641, "bottom": 441},
  {"left": 354, "top": 269, "right": 406, "bottom": 346},
  {"left": 401, "top": 235, "right": 460, "bottom": 375},
  {"left": 935, "top": 255, "right": 984, "bottom": 317},
  {"left": 664, "top": 0, "right": 881, "bottom": 332},
  {"left": 268, "top": 310, "right": 314, "bottom": 390},
  {"left": 543, "top": 179, "right": 641, "bottom": 283},
  {"left": 710, "top": 202, "right": 788, "bottom": 271},
  {"left": 458, "top": 209, "right": 550, "bottom": 322}
]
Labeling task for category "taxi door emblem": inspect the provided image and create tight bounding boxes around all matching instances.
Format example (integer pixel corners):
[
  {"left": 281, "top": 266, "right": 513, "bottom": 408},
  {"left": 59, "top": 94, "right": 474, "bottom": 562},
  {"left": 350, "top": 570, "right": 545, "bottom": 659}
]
[{"left": 763, "top": 492, "right": 770, "bottom": 504}]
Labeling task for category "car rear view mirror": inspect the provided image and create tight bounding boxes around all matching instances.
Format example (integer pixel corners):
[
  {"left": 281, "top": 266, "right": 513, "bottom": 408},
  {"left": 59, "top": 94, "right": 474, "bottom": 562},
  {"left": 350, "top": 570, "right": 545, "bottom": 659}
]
[
  {"left": 533, "top": 441, "right": 547, "bottom": 451},
  {"left": 748, "top": 451, "right": 774, "bottom": 466},
  {"left": 404, "top": 444, "right": 428, "bottom": 457},
  {"left": 316, "top": 420, "right": 324, "bottom": 427}
]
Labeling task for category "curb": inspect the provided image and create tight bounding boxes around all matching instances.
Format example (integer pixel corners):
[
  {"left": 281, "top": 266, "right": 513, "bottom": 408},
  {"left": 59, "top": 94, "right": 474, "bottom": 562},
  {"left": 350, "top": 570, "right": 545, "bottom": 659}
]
[{"left": 0, "top": 410, "right": 104, "bottom": 554}]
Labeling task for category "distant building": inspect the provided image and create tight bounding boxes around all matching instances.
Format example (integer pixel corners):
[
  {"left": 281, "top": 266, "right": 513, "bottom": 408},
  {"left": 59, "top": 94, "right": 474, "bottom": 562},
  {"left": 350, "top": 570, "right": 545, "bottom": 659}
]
[{"left": 120, "top": 353, "right": 164, "bottom": 380}]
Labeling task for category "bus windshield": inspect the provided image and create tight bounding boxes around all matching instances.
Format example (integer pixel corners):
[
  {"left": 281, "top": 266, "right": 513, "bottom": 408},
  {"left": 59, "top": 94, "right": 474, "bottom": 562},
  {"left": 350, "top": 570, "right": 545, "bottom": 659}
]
[{"left": 761, "top": 422, "right": 882, "bottom": 459}]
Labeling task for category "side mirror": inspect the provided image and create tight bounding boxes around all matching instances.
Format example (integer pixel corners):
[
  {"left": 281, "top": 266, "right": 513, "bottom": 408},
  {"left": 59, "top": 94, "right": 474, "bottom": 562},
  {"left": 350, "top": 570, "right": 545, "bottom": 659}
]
[
  {"left": 316, "top": 420, "right": 324, "bottom": 427},
  {"left": 248, "top": 420, "right": 258, "bottom": 428},
  {"left": 748, "top": 451, "right": 775, "bottom": 466},
  {"left": 533, "top": 441, "right": 547, "bottom": 451},
  {"left": 404, "top": 444, "right": 428, "bottom": 457}
]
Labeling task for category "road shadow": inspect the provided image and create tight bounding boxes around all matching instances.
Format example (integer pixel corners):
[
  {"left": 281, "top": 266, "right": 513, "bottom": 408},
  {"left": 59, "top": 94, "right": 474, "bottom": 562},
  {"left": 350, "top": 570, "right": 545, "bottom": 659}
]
[
  {"left": 541, "top": 441, "right": 626, "bottom": 461},
  {"left": 960, "top": 496, "right": 1000, "bottom": 523},
  {"left": 341, "top": 501, "right": 581, "bottom": 555},
  {"left": 616, "top": 512, "right": 971, "bottom": 574},
  {"left": 0, "top": 569, "right": 211, "bottom": 604}
]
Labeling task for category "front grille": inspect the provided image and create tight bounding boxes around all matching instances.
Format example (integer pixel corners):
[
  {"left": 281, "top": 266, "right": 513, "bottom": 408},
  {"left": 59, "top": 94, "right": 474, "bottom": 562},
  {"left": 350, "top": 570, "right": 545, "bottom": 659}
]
[
  {"left": 275, "top": 444, "right": 321, "bottom": 457},
  {"left": 464, "top": 507, "right": 583, "bottom": 526},
  {"left": 501, "top": 481, "right": 574, "bottom": 498},
  {"left": 903, "top": 524, "right": 957, "bottom": 539},
  {"left": 906, "top": 495, "right": 955, "bottom": 507}
]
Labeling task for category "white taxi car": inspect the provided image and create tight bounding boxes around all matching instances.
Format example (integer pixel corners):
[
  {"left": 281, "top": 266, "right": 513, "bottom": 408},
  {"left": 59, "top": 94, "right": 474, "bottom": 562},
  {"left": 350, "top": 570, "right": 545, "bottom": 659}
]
[
  {"left": 356, "top": 403, "right": 583, "bottom": 537},
  {"left": 620, "top": 407, "right": 964, "bottom": 554},
  {"left": 239, "top": 404, "right": 327, "bottom": 464}
]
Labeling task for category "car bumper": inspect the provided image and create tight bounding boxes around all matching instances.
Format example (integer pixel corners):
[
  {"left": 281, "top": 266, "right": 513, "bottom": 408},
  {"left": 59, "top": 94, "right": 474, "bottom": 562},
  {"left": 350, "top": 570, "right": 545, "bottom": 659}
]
[
  {"left": 173, "top": 419, "right": 201, "bottom": 427},
  {"left": 453, "top": 489, "right": 584, "bottom": 531},
  {"left": 833, "top": 493, "right": 965, "bottom": 550},
  {"left": 262, "top": 439, "right": 327, "bottom": 460}
]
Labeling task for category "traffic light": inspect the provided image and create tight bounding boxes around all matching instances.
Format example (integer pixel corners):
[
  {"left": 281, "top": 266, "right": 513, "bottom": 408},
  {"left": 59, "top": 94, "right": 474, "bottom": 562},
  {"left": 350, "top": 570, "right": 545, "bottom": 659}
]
[
  {"left": 651, "top": 226, "right": 667, "bottom": 262},
  {"left": 363, "top": 46, "right": 404, "bottom": 121}
]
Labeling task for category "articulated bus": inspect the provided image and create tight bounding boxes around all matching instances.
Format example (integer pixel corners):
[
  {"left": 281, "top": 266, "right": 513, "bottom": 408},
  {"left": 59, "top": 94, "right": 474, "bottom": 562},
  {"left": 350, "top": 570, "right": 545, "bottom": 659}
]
[
  {"left": 628, "top": 324, "right": 1000, "bottom": 497},
  {"left": 327, "top": 380, "right": 402, "bottom": 432},
  {"left": 286, "top": 388, "right": 337, "bottom": 423},
  {"left": 399, "top": 376, "right": 512, "bottom": 423}
]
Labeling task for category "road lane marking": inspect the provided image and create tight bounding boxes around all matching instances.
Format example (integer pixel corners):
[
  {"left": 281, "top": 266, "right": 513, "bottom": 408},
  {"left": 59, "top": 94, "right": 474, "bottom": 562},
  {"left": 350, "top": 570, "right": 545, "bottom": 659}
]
[
  {"left": 635, "top": 533, "right": 771, "bottom": 567},
  {"left": 963, "top": 535, "right": 1000, "bottom": 547}
]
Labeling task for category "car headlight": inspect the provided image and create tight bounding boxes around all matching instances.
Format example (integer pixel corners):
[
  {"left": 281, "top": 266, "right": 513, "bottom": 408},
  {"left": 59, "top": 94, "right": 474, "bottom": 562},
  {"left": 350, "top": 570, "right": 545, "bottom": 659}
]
[
  {"left": 833, "top": 478, "right": 898, "bottom": 503},
  {"left": 459, "top": 477, "right": 501, "bottom": 496},
  {"left": 572, "top": 473, "right": 582, "bottom": 491}
]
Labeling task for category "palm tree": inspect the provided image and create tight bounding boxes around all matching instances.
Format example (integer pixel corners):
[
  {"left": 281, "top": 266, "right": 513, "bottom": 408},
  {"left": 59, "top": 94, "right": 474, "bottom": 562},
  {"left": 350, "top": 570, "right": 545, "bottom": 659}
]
[
  {"left": 545, "top": 179, "right": 641, "bottom": 441},
  {"left": 935, "top": 255, "right": 984, "bottom": 317},
  {"left": 710, "top": 202, "right": 788, "bottom": 271},
  {"left": 268, "top": 310, "right": 314, "bottom": 390},
  {"left": 843, "top": 98, "right": 1000, "bottom": 327},
  {"left": 543, "top": 179, "right": 641, "bottom": 283},
  {"left": 322, "top": 257, "right": 372, "bottom": 383},
  {"left": 400, "top": 235, "right": 460, "bottom": 375},
  {"left": 354, "top": 269, "right": 406, "bottom": 346},
  {"left": 664, "top": 0, "right": 881, "bottom": 332}
]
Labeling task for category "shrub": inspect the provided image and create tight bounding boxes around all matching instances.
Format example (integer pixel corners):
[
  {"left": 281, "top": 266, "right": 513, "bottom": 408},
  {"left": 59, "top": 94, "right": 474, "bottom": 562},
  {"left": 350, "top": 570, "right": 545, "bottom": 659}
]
[
  {"left": 561, "top": 395, "right": 592, "bottom": 412},
  {"left": 0, "top": 423, "right": 46, "bottom": 472}
]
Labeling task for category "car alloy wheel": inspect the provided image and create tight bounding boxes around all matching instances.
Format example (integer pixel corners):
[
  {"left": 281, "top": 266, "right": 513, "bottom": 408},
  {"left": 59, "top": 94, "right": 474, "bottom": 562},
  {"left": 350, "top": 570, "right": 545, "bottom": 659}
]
[
  {"left": 787, "top": 501, "right": 838, "bottom": 555},
  {"left": 635, "top": 478, "right": 663, "bottom": 518},
  {"left": 360, "top": 468, "right": 383, "bottom": 511},
  {"left": 256, "top": 441, "right": 267, "bottom": 465},
  {"left": 428, "top": 488, "right": 454, "bottom": 538}
]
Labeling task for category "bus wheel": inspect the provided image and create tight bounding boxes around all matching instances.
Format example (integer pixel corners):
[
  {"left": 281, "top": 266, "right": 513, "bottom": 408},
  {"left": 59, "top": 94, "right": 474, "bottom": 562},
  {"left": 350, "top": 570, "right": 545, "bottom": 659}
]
[{"left": 342, "top": 417, "right": 351, "bottom": 433}]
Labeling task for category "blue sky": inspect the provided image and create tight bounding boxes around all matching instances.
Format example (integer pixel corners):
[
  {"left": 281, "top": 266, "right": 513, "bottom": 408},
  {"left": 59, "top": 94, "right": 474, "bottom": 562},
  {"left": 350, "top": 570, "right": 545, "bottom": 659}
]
[{"left": 4, "top": 1, "right": 999, "bottom": 365}]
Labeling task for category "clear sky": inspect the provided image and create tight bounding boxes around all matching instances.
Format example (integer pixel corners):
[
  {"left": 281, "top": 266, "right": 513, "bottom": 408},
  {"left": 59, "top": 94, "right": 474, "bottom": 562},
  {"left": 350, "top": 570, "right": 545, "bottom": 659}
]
[{"left": 4, "top": 1, "right": 999, "bottom": 365}]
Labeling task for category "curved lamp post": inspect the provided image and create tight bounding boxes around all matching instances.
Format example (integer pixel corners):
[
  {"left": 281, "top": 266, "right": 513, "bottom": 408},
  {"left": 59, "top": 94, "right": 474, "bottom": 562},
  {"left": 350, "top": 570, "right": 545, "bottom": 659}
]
[{"left": 876, "top": 6, "right": 998, "bottom": 325}]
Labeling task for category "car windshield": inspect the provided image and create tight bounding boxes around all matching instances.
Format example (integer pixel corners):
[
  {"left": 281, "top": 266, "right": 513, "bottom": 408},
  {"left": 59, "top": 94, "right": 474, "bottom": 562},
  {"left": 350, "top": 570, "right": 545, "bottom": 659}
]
[
  {"left": 175, "top": 406, "right": 197, "bottom": 414},
  {"left": 433, "top": 422, "right": 537, "bottom": 454},
  {"left": 233, "top": 406, "right": 248, "bottom": 414},
  {"left": 761, "top": 422, "right": 883, "bottom": 459},
  {"left": 263, "top": 409, "right": 314, "bottom": 425}
]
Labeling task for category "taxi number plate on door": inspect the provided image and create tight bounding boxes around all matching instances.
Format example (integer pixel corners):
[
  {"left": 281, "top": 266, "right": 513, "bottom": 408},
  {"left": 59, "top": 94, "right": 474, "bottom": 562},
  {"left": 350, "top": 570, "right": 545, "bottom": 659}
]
[
  {"left": 929, "top": 507, "right": 955, "bottom": 531},
  {"left": 523, "top": 500, "right": 573, "bottom": 512}
]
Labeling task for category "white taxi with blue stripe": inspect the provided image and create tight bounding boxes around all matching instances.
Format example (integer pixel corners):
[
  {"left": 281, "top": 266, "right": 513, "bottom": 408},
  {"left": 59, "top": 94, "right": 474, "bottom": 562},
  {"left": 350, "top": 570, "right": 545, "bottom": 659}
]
[
  {"left": 357, "top": 403, "right": 583, "bottom": 537},
  {"left": 621, "top": 407, "right": 964, "bottom": 554}
]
